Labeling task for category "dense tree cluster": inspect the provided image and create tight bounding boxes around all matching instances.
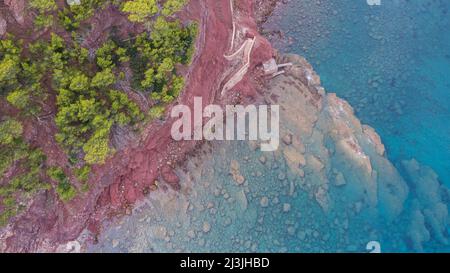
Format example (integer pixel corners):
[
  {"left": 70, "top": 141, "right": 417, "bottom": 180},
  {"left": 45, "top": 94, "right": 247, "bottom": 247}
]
[
  {"left": 0, "top": 0, "right": 197, "bottom": 224},
  {"left": 1, "top": 37, "right": 44, "bottom": 116},
  {"left": 121, "top": 0, "right": 189, "bottom": 21},
  {"left": 30, "top": 0, "right": 58, "bottom": 29},
  {"left": 58, "top": 0, "right": 110, "bottom": 28},
  {"left": 0, "top": 118, "right": 48, "bottom": 226},
  {"left": 29, "top": 0, "right": 58, "bottom": 12},
  {"left": 25, "top": 1, "right": 195, "bottom": 166},
  {"left": 162, "top": 0, "right": 188, "bottom": 16},
  {"left": 30, "top": 34, "right": 145, "bottom": 165},
  {"left": 122, "top": 0, "right": 159, "bottom": 22},
  {"left": 0, "top": 38, "right": 21, "bottom": 94},
  {"left": 0, "top": 37, "right": 49, "bottom": 225},
  {"left": 128, "top": 17, "right": 197, "bottom": 102}
]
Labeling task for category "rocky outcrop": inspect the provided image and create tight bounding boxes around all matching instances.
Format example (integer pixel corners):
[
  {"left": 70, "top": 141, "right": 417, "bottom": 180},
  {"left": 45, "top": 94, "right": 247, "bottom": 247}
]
[
  {"left": 4, "top": 0, "right": 26, "bottom": 25},
  {"left": 264, "top": 53, "right": 409, "bottom": 218},
  {"left": 254, "top": 0, "right": 280, "bottom": 26},
  {"left": 161, "top": 165, "right": 181, "bottom": 191},
  {"left": 0, "top": 16, "right": 7, "bottom": 36}
]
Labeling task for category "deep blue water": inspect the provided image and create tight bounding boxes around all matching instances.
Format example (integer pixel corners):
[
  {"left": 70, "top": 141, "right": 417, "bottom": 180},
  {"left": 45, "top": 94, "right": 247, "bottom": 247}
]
[{"left": 264, "top": 0, "right": 450, "bottom": 186}]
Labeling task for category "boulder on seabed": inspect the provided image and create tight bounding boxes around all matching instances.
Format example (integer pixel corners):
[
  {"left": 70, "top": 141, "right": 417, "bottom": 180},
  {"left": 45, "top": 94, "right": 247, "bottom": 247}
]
[{"left": 403, "top": 159, "right": 450, "bottom": 251}]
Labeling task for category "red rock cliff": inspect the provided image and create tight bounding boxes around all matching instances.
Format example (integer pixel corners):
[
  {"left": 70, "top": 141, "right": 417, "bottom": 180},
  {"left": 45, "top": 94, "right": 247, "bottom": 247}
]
[{"left": 0, "top": 0, "right": 274, "bottom": 252}]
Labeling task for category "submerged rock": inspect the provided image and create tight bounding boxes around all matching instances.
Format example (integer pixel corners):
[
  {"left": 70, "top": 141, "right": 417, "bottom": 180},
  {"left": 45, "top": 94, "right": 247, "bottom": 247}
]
[
  {"left": 202, "top": 222, "right": 211, "bottom": 233},
  {"left": 402, "top": 159, "right": 450, "bottom": 251},
  {"left": 260, "top": 197, "right": 269, "bottom": 208},
  {"left": 230, "top": 160, "right": 246, "bottom": 185},
  {"left": 259, "top": 156, "right": 267, "bottom": 164},
  {"left": 282, "top": 134, "right": 293, "bottom": 145},
  {"left": 161, "top": 165, "right": 181, "bottom": 190},
  {"left": 334, "top": 172, "right": 346, "bottom": 187}
]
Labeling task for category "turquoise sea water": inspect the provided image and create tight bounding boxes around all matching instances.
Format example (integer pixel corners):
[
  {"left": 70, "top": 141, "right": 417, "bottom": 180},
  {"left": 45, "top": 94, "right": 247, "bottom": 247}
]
[{"left": 264, "top": 0, "right": 450, "bottom": 186}]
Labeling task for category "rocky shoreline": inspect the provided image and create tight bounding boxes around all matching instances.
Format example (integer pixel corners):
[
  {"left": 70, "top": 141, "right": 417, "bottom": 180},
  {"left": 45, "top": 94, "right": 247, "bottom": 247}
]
[
  {"left": 86, "top": 52, "right": 450, "bottom": 253},
  {"left": 86, "top": 52, "right": 447, "bottom": 253}
]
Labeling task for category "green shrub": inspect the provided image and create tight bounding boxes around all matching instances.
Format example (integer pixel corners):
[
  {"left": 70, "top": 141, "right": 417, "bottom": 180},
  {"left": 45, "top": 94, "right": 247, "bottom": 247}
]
[
  {"left": 75, "top": 165, "right": 91, "bottom": 183},
  {"left": 29, "top": 0, "right": 57, "bottom": 13},
  {"left": 122, "top": 0, "right": 159, "bottom": 22},
  {"left": 0, "top": 119, "right": 23, "bottom": 146},
  {"left": 92, "top": 68, "right": 115, "bottom": 88},
  {"left": 148, "top": 105, "right": 166, "bottom": 120},
  {"left": 0, "top": 133, "right": 48, "bottom": 226},
  {"left": 47, "top": 167, "right": 77, "bottom": 202},
  {"left": 56, "top": 180, "right": 77, "bottom": 202},
  {"left": 162, "top": 0, "right": 188, "bottom": 16}
]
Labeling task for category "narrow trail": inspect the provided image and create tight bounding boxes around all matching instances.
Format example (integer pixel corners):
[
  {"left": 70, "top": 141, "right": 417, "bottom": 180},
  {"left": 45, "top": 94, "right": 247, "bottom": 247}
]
[
  {"left": 228, "top": 0, "right": 236, "bottom": 52},
  {"left": 222, "top": 37, "right": 256, "bottom": 96},
  {"left": 221, "top": 0, "right": 257, "bottom": 96}
]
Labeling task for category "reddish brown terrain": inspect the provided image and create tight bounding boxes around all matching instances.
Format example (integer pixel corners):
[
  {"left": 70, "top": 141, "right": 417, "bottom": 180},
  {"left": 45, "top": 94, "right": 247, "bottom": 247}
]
[{"left": 0, "top": 0, "right": 275, "bottom": 252}]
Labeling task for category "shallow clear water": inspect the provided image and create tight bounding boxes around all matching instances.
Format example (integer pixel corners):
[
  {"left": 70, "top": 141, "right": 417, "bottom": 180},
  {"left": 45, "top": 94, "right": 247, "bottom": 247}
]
[
  {"left": 89, "top": 141, "right": 405, "bottom": 253},
  {"left": 264, "top": 0, "right": 450, "bottom": 185},
  {"left": 88, "top": 137, "right": 447, "bottom": 253}
]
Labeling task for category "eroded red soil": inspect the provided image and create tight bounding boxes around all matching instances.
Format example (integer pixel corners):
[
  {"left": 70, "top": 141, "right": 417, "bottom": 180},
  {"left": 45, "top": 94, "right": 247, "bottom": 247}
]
[{"left": 0, "top": 0, "right": 274, "bottom": 252}]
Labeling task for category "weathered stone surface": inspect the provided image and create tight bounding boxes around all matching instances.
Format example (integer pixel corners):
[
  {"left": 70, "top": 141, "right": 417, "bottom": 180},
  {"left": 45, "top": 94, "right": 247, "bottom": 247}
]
[
  {"left": 161, "top": 165, "right": 180, "bottom": 190},
  {"left": 282, "top": 133, "right": 293, "bottom": 145},
  {"left": 4, "top": 0, "right": 26, "bottom": 25},
  {"left": 264, "top": 54, "right": 409, "bottom": 218},
  {"left": 283, "top": 147, "right": 306, "bottom": 167},
  {"left": 307, "top": 155, "right": 324, "bottom": 172},
  {"left": 334, "top": 172, "right": 347, "bottom": 187},
  {"left": 363, "top": 125, "right": 385, "bottom": 156},
  {"left": 0, "top": 16, "right": 7, "bottom": 36}
]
